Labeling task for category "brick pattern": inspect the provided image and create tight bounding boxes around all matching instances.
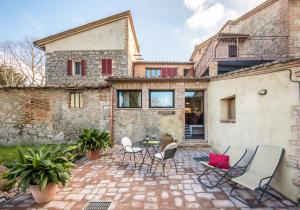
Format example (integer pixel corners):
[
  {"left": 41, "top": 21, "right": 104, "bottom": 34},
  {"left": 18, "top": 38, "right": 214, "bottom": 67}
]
[
  {"left": 2, "top": 146, "right": 297, "bottom": 210},
  {"left": 289, "top": 105, "right": 300, "bottom": 187}
]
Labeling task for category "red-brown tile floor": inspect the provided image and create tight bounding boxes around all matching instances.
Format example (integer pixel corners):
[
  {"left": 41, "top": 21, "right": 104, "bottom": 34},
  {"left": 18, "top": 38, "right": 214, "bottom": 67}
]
[{"left": 0, "top": 146, "right": 298, "bottom": 210}]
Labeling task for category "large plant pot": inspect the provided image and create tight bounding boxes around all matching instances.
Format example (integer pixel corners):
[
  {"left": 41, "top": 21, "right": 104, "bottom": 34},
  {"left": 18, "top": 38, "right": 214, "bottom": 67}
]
[
  {"left": 30, "top": 183, "right": 58, "bottom": 203},
  {"left": 87, "top": 150, "right": 100, "bottom": 160}
]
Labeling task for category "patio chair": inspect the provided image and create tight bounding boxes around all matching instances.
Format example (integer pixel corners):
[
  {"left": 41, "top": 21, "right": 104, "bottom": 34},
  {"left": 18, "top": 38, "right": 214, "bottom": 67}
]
[
  {"left": 121, "top": 137, "right": 143, "bottom": 167},
  {"left": 198, "top": 146, "right": 247, "bottom": 189},
  {"left": 149, "top": 142, "right": 178, "bottom": 177},
  {"left": 230, "top": 145, "right": 285, "bottom": 207}
]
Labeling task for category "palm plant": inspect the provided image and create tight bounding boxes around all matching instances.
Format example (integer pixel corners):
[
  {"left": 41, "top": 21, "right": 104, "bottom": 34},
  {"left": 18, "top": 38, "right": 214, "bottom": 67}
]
[
  {"left": 78, "top": 128, "right": 112, "bottom": 152},
  {"left": 4, "top": 145, "right": 77, "bottom": 192}
]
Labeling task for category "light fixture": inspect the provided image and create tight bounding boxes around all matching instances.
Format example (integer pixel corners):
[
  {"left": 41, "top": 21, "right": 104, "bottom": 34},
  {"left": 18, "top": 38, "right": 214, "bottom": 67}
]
[{"left": 258, "top": 89, "right": 267, "bottom": 95}]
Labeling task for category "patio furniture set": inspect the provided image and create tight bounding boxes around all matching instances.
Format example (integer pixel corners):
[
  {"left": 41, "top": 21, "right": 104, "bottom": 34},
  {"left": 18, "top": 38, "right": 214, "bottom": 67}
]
[{"left": 120, "top": 137, "right": 287, "bottom": 208}]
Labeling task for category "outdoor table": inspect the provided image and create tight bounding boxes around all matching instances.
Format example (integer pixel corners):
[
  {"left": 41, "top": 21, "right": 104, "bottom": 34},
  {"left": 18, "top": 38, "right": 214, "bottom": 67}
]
[{"left": 138, "top": 139, "right": 161, "bottom": 169}]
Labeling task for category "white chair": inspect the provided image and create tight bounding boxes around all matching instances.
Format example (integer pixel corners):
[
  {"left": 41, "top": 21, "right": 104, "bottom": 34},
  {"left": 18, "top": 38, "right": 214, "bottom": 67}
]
[
  {"left": 150, "top": 142, "right": 178, "bottom": 177},
  {"left": 230, "top": 145, "right": 285, "bottom": 207},
  {"left": 198, "top": 146, "right": 247, "bottom": 189},
  {"left": 121, "top": 137, "right": 143, "bottom": 167}
]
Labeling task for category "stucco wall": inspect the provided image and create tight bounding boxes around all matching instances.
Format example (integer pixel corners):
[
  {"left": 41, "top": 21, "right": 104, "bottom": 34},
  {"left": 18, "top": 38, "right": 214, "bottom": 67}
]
[
  {"left": 112, "top": 81, "right": 208, "bottom": 143},
  {"left": 127, "top": 19, "right": 138, "bottom": 77},
  {"left": 45, "top": 19, "right": 127, "bottom": 53},
  {"left": 45, "top": 50, "right": 128, "bottom": 85},
  {"left": 0, "top": 88, "right": 110, "bottom": 145},
  {"left": 134, "top": 63, "right": 194, "bottom": 77},
  {"left": 207, "top": 67, "right": 300, "bottom": 201}
]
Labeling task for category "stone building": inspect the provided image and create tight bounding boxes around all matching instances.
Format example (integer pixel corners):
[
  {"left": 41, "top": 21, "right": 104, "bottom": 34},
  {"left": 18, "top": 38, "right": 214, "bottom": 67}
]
[{"left": 1, "top": 0, "right": 300, "bottom": 202}]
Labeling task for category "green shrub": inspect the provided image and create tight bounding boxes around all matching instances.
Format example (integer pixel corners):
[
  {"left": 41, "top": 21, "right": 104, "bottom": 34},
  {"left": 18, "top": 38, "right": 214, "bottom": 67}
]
[
  {"left": 78, "top": 129, "right": 112, "bottom": 152},
  {"left": 4, "top": 145, "right": 77, "bottom": 192}
]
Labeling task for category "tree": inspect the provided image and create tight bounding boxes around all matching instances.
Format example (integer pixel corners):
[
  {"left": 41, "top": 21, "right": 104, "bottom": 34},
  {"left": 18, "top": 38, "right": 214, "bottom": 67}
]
[
  {"left": 0, "top": 64, "right": 26, "bottom": 86},
  {"left": 0, "top": 38, "right": 45, "bottom": 86}
]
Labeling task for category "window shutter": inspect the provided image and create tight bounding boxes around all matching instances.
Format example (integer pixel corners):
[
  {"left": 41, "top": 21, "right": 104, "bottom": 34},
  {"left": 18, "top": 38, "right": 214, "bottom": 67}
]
[
  {"left": 107, "top": 59, "right": 112, "bottom": 75},
  {"left": 161, "top": 68, "right": 166, "bottom": 78},
  {"left": 172, "top": 68, "right": 177, "bottom": 77},
  {"left": 67, "top": 60, "right": 72, "bottom": 75},
  {"left": 101, "top": 59, "right": 107, "bottom": 75},
  {"left": 81, "top": 60, "right": 86, "bottom": 75}
]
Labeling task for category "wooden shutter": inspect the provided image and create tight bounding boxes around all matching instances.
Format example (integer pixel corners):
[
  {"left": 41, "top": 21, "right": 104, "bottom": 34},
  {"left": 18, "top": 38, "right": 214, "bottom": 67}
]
[
  {"left": 102, "top": 59, "right": 112, "bottom": 75},
  {"left": 67, "top": 60, "right": 72, "bottom": 75},
  {"left": 161, "top": 68, "right": 167, "bottom": 78},
  {"left": 172, "top": 68, "right": 177, "bottom": 77},
  {"left": 81, "top": 60, "right": 86, "bottom": 75}
]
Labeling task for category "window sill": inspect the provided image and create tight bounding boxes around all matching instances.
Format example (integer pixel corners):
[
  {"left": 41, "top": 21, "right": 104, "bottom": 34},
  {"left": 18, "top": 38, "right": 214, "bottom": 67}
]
[
  {"left": 115, "top": 107, "right": 142, "bottom": 110},
  {"left": 220, "top": 119, "right": 236, "bottom": 123}
]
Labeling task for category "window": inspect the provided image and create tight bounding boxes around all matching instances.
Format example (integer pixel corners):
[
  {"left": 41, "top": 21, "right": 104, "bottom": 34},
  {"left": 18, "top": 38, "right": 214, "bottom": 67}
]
[
  {"left": 220, "top": 96, "right": 236, "bottom": 122},
  {"left": 70, "top": 92, "right": 83, "bottom": 108},
  {"left": 184, "top": 69, "right": 190, "bottom": 77},
  {"left": 118, "top": 90, "right": 142, "bottom": 108},
  {"left": 228, "top": 44, "right": 237, "bottom": 57},
  {"left": 149, "top": 90, "right": 174, "bottom": 108},
  {"left": 74, "top": 61, "right": 81, "bottom": 75},
  {"left": 102, "top": 59, "right": 112, "bottom": 75},
  {"left": 146, "top": 69, "right": 161, "bottom": 78}
]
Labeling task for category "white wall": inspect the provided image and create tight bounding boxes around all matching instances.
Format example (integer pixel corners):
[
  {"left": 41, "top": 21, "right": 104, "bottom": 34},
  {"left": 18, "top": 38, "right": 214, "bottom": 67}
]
[
  {"left": 45, "top": 19, "right": 127, "bottom": 53},
  {"left": 207, "top": 68, "right": 300, "bottom": 201}
]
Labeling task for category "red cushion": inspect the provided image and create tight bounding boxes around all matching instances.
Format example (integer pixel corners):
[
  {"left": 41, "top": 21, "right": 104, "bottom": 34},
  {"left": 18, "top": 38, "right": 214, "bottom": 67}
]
[{"left": 208, "top": 152, "right": 230, "bottom": 169}]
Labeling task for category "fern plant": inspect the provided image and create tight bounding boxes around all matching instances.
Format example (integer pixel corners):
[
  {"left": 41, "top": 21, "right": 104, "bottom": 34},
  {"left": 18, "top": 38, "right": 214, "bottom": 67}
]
[
  {"left": 78, "top": 128, "right": 112, "bottom": 152},
  {"left": 4, "top": 145, "right": 77, "bottom": 192}
]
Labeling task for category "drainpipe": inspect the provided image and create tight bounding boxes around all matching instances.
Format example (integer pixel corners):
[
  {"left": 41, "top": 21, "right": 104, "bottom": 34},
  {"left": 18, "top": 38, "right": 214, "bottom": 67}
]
[{"left": 110, "top": 87, "right": 114, "bottom": 144}]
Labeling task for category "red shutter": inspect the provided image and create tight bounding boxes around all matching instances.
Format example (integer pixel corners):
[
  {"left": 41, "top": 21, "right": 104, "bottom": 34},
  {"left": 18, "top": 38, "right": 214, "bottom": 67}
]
[
  {"left": 161, "top": 68, "right": 166, "bottom": 78},
  {"left": 67, "top": 60, "right": 72, "bottom": 75},
  {"left": 173, "top": 68, "right": 177, "bottom": 77},
  {"left": 102, "top": 59, "right": 112, "bottom": 75},
  {"left": 81, "top": 60, "right": 86, "bottom": 75},
  {"left": 107, "top": 59, "right": 112, "bottom": 75}
]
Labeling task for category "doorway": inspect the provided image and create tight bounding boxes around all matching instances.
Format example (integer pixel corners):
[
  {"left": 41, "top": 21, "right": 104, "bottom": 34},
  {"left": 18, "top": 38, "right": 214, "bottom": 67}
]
[{"left": 185, "top": 91, "right": 204, "bottom": 140}]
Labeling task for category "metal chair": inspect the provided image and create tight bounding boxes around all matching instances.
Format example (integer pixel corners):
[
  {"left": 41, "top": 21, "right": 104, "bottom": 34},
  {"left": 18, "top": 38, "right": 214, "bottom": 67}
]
[
  {"left": 198, "top": 146, "right": 248, "bottom": 189},
  {"left": 150, "top": 142, "right": 178, "bottom": 177},
  {"left": 120, "top": 137, "right": 143, "bottom": 167},
  {"left": 230, "top": 145, "right": 285, "bottom": 207}
]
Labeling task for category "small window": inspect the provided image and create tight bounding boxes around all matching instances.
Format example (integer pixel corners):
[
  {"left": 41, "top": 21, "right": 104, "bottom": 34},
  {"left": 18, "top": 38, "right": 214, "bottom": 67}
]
[
  {"left": 220, "top": 96, "right": 236, "bottom": 122},
  {"left": 118, "top": 90, "right": 142, "bottom": 108},
  {"left": 184, "top": 69, "right": 190, "bottom": 77},
  {"left": 102, "top": 59, "right": 112, "bottom": 75},
  {"left": 74, "top": 61, "right": 81, "bottom": 75},
  {"left": 146, "top": 68, "right": 161, "bottom": 78},
  {"left": 70, "top": 92, "right": 83, "bottom": 108},
  {"left": 149, "top": 90, "right": 174, "bottom": 108},
  {"left": 228, "top": 44, "right": 237, "bottom": 57}
]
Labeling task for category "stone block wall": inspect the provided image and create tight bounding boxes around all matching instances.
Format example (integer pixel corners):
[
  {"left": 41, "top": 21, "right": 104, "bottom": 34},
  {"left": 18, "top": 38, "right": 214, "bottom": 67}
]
[
  {"left": 0, "top": 88, "right": 110, "bottom": 145},
  {"left": 288, "top": 0, "right": 300, "bottom": 57},
  {"left": 45, "top": 50, "right": 128, "bottom": 85}
]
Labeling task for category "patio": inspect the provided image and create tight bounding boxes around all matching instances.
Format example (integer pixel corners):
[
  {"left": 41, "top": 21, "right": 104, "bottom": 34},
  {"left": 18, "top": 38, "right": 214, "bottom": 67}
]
[{"left": 0, "top": 146, "right": 297, "bottom": 210}]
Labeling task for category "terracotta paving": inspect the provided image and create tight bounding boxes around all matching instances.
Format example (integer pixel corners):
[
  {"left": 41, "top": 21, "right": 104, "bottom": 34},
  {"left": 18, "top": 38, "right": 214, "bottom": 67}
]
[{"left": 0, "top": 146, "right": 298, "bottom": 210}]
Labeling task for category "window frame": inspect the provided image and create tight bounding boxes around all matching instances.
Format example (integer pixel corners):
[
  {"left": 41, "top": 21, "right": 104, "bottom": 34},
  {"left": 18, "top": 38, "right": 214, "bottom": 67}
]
[
  {"left": 146, "top": 68, "right": 161, "bottom": 78},
  {"left": 70, "top": 92, "right": 84, "bottom": 108},
  {"left": 228, "top": 44, "right": 238, "bottom": 58},
  {"left": 117, "top": 90, "right": 142, "bottom": 108},
  {"left": 220, "top": 95, "right": 236, "bottom": 123},
  {"left": 149, "top": 90, "right": 175, "bottom": 108}
]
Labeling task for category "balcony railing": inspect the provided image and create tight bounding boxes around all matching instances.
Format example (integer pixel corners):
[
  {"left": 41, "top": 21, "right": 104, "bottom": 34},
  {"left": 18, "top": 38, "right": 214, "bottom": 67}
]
[{"left": 195, "top": 36, "right": 288, "bottom": 76}]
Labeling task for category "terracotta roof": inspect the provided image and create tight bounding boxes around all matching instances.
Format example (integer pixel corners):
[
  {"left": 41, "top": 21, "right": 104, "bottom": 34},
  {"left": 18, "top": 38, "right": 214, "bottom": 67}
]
[
  {"left": 133, "top": 61, "right": 194, "bottom": 65},
  {"left": 34, "top": 10, "right": 140, "bottom": 52},
  {"left": 211, "top": 57, "right": 300, "bottom": 80},
  {"left": 0, "top": 83, "right": 111, "bottom": 90},
  {"left": 106, "top": 76, "right": 209, "bottom": 82}
]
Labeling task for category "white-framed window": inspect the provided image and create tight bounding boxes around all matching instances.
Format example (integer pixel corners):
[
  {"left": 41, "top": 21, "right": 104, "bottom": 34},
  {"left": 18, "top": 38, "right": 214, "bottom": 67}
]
[
  {"left": 70, "top": 92, "right": 83, "bottom": 108},
  {"left": 73, "top": 60, "right": 81, "bottom": 75}
]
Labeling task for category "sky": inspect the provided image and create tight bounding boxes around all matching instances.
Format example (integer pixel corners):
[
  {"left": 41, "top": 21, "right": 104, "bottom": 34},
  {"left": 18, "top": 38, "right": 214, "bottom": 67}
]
[{"left": 0, "top": 0, "right": 264, "bottom": 61}]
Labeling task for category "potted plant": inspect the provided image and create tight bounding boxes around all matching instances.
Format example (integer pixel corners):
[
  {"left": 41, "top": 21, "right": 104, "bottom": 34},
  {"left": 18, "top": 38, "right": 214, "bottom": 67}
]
[
  {"left": 78, "top": 128, "right": 112, "bottom": 160},
  {"left": 4, "top": 145, "right": 77, "bottom": 203}
]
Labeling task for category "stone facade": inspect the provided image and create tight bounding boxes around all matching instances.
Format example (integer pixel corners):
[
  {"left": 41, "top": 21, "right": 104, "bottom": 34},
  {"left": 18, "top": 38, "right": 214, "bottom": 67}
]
[
  {"left": 45, "top": 50, "right": 128, "bottom": 85},
  {"left": 0, "top": 88, "right": 111, "bottom": 146},
  {"left": 112, "top": 80, "right": 208, "bottom": 143}
]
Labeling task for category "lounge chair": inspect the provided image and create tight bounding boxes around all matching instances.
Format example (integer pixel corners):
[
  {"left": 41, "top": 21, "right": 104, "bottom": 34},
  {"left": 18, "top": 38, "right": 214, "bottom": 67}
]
[
  {"left": 150, "top": 142, "right": 178, "bottom": 177},
  {"left": 198, "top": 146, "right": 247, "bottom": 189},
  {"left": 121, "top": 137, "right": 143, "bottom": 167},
  {"left": 230, "top": 145, "right": 285, "bottom": 207}
]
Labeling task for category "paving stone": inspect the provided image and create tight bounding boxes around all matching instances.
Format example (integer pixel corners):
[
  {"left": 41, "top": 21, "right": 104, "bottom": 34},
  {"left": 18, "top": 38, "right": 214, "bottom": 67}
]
[
  {"left": 174, "top": 197, "right": 183, "bottom": 207},
  {"left": 65, "top": 193, "right": 85, "bottom": 201},
  {"left": 161, "top": 191, "right": 169, "bottom": 199},
  {"left": 185, "top": 195, "right": 196, "bottom": 202},
  {"left": 212, "top": 199, "right": 235, "bottom": 208},
  {"left": 144, "top": 202, "right": 158, "bottom": 209}
]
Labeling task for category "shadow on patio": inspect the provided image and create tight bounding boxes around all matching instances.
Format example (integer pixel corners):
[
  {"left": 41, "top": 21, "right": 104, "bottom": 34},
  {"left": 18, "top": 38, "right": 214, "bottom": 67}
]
[{"left": 0, "top": 146, "right": 298, "bottom": 210}]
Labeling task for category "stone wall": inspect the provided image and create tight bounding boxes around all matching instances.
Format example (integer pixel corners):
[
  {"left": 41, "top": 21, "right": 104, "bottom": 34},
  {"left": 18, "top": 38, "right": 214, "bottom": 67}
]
[
  {"left": 0, "top": 88, "right": 110, "bottom": 146},
  {"left": 112, "top": 81, "right": 208, "bottom": 143},
  {"left": 45, "top": 50, "right": 128, "bottom": 85},
  {"left": 288, "top": 0, "right": 300, "bottom": 57}
]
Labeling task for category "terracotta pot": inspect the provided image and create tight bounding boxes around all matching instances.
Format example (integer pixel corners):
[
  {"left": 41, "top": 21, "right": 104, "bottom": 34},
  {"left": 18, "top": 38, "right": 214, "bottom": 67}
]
[
  {"left": 30, "top": 183, "right": 58, "bottom": 203},
  {"left": 160, "top": 133, "right": 174, "bottom": 150},
  {"left": 87, "top": 150, "right": 100, "bottom": 160}
]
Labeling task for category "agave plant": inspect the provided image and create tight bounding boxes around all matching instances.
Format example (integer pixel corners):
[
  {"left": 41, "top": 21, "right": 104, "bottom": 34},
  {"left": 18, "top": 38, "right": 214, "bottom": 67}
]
[
  {"left": 4, "top": 145, "right": 77, "bottom": 192},
  {"left": 78, "top": 128, "right": 112, "bottom": 152}
]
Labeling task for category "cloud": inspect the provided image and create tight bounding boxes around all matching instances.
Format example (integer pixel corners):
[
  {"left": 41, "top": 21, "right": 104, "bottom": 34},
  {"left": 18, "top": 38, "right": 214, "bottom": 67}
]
[{"left": 184, "top": 0, "right": 205, "bottom": 10}]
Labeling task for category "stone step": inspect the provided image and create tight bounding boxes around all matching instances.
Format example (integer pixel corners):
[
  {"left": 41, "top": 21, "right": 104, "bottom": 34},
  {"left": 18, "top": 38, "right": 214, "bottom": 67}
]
[{"left": 179, "top": 141, "right": 211, "bottom": 148}]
